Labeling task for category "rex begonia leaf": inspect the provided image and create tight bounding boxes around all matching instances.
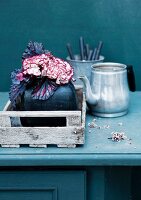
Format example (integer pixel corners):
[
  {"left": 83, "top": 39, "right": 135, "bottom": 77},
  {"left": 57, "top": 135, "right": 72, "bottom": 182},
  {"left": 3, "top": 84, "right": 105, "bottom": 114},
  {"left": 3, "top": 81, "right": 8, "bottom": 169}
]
[
  {"left": 32, "top": 79, "right": 58, "bottom": 100},
  {"left": 9, "top": 69, "right": 29, "bottom": 108}
]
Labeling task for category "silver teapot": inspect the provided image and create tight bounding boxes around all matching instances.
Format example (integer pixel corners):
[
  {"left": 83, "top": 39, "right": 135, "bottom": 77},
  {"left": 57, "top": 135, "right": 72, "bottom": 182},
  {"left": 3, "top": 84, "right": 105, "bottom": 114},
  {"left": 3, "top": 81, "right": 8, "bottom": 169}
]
[{"left": 79, "top": 62, "right": 130, "bottom": 117}]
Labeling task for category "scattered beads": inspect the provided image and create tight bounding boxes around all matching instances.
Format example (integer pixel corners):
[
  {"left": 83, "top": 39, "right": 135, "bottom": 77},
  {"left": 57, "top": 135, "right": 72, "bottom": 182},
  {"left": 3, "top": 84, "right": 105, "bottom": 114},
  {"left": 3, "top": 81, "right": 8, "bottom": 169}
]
[
  {"left": 88, "top": 120, "right": 110, "bottom": 130},
  {"left": 103, "top": 125, "right": 110, "bottom": 129},
  {"left": 109, "top": 131, "right": 127, "bottom": 142},
  {"left": 118, "top": 122, "right": 123, "bottom": 126},
  {"left": 88, "top": 118, "right": 132, "bottom": 144}
]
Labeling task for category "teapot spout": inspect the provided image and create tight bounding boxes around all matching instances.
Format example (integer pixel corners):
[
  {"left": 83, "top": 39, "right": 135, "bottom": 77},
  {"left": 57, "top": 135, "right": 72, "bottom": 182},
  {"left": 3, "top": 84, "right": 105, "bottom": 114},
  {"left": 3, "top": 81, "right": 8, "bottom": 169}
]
[{"left": 78, "top": 76, "right": 98, "bottom": 105}]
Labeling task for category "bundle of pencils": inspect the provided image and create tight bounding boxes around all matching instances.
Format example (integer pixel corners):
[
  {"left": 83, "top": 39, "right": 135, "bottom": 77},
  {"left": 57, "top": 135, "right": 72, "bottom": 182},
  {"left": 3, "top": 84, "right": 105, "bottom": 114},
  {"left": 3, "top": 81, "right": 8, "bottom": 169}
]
[{"left": 66, "top": 37, "right": 103, "bottom": 61}]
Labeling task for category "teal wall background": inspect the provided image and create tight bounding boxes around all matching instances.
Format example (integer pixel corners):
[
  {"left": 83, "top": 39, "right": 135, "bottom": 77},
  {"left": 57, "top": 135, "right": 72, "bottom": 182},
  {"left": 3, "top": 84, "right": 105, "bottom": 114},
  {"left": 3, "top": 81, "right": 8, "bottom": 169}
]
[{"left": 0, "top": 0, "right": 141, "bottom": 91}]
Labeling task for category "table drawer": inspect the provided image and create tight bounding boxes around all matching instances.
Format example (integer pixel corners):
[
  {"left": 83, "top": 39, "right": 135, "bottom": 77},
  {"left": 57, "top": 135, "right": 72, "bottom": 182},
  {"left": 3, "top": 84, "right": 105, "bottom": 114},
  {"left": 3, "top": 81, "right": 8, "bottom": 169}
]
[{"left": 0, "top": 170, "right": 86, "bottom": 200}]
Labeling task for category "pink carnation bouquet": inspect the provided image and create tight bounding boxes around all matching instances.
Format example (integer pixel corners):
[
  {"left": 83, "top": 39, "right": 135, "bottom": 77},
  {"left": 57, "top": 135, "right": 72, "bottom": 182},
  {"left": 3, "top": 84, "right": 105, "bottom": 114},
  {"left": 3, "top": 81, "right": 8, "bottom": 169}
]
[
  {"left": 9, "top": 41, "right": 74, "bottom": 107},
  {"left": 22, "top": 53, "right": 73, "bottom": 84}
]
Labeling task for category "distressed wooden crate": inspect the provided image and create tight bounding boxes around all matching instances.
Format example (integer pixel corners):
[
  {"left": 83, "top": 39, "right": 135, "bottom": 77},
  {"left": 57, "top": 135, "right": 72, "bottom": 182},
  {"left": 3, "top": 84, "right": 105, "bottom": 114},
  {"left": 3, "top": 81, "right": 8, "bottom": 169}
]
[{"left": 0, "top": 87, "right": 86, "bottom": 148}]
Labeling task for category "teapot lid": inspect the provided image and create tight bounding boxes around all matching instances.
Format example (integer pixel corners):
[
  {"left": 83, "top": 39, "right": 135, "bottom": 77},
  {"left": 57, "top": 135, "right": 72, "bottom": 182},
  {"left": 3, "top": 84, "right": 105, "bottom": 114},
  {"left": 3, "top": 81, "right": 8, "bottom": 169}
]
[{"left": 92, "top": 62, "right": 127, "bottom": 72}]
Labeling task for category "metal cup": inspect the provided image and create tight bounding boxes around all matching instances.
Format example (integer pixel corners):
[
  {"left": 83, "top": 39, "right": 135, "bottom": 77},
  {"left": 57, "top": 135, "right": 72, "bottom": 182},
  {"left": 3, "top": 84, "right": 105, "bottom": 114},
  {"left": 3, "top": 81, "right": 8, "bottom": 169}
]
[{"left": 66, "top": 55, "right": 105, "bottom": 87}]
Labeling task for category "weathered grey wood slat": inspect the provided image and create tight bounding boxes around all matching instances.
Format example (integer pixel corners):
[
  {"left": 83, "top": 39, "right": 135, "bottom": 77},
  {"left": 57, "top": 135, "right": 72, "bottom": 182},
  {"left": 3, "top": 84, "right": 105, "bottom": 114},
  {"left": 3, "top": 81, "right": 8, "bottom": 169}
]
[
  {"left": 81, "top": 93, "right": 86, "bottom": 127},
  {"left": 67, "top": 116, "right": 81, "bottom": 126},
  {"left": 0, "top": 116, "right": 11, "bottom": 127},
  {"left": 0, "top": 127, "right": 84, "bottom": 145},
  {"left": 1, "top": 144, "right": 20, "bottom": 148},
  {"left": 0, "top": 110, "right": 81, "bottom": 118},
  {"left": 3, "top": 100, "right": 12, "bottom": 111},
  {"left": 29, "top": 144, "right": 47, "bottom": 148},
  {"left": 57, "top": 144, "right": 76, "bottom": 148}
]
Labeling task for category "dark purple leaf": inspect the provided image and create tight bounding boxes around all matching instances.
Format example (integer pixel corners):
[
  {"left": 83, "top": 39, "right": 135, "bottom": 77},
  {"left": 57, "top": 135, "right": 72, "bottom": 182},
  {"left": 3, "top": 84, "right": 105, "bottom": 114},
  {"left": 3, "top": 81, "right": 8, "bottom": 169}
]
[
  {"left": 32, "top": 79, "right": 58, "bottom": 100},
  {"left": 22, "top": 41, "right": 49, "bottom": 61},
  {"left": 9, "top": 69, "right": 30, "bottom": 108},
  {"left": 11, "top": 69, "right": 21, "bottom": 84},
  {"left": 9, "top": 81, "right": 27, "bottom": 108}
]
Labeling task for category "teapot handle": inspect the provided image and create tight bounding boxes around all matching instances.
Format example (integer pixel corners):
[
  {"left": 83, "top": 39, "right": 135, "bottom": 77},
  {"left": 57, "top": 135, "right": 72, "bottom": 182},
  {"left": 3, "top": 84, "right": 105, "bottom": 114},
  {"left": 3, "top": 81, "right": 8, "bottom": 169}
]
[{"left": 127, "top": 65, "right": 136, "bottom": 92}]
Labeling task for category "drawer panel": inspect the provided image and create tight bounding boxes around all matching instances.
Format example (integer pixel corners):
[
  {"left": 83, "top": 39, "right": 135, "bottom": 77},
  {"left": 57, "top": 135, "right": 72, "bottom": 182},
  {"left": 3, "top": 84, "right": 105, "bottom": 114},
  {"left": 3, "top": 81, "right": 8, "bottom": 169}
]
[{"left": 0, "top": 170, "right": 86, "bottom": 200}]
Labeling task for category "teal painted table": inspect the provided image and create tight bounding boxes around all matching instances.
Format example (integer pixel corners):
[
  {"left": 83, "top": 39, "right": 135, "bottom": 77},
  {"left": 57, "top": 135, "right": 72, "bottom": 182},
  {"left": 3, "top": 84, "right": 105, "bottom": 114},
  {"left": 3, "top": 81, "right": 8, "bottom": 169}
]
[{"left": 0, "top": 92, "right": 141, "bottom": 200}]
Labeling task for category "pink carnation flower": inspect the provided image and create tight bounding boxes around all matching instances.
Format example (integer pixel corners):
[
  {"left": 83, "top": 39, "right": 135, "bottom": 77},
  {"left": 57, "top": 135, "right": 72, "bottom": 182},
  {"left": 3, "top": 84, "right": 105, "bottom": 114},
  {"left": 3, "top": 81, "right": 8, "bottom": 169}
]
[{"left": 22, "top": 53, "right": 73, "bottom": 84}]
